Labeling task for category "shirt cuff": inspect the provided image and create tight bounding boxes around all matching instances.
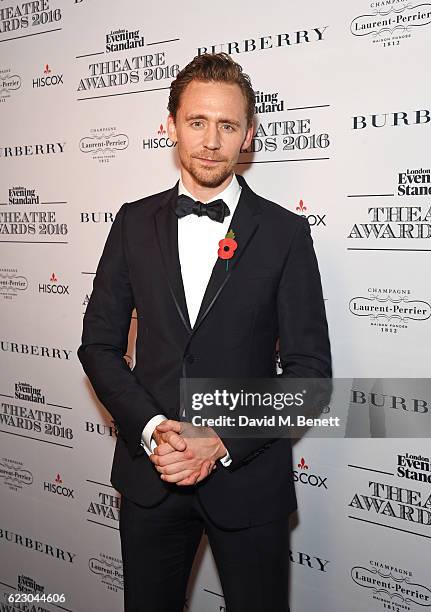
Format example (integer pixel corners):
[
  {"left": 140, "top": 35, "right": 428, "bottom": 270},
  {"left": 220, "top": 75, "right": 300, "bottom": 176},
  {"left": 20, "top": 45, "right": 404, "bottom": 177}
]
[
  {"left": 141, "top": 414, "right": 167, "bottom": 456},
  {"left": 219, "top": 448, "right": 232, "bottom": 467}
]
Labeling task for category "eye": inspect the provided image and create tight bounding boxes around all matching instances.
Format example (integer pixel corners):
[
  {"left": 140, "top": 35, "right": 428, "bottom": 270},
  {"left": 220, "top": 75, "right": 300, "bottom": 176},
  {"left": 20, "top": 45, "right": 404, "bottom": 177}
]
[
  {"left": 222, "top": 124, "right": 234, "bottom": 131},
  {"left": 191, "top": 120, "right": 203, "bottom": 128}
]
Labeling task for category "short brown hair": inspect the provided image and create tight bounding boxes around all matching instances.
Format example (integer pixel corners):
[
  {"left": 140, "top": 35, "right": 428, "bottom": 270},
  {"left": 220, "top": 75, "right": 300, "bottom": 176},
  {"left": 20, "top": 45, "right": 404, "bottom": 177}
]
[{"left": 168, "top": 52, "right": 256, "bottom": 127}]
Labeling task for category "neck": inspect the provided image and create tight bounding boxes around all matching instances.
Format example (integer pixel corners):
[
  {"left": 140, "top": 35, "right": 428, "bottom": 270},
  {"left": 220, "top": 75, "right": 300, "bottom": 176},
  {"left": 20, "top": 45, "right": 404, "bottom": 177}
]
[{"left": 180, "top": 170, "right": 234, "bottom": 202}]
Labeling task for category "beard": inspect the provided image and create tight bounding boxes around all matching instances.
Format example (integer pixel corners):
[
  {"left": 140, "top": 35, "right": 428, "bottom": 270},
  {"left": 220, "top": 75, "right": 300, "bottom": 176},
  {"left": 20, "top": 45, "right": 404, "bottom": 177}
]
[{"left": 181, "top": 151, "right": 236, "bottom": 188}]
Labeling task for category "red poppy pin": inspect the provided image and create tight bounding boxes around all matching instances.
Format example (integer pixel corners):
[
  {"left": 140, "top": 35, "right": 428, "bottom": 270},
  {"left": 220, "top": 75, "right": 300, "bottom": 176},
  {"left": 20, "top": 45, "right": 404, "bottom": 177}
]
[{"left": 218, "top": 229, "right": 238, "bottom": 270}]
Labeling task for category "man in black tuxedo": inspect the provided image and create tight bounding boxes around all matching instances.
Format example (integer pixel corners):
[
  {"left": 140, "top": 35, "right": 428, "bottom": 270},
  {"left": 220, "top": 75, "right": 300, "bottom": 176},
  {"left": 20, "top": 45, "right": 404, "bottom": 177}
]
[{"left": 78, "top": 52, "right": 331, "bottom": 612}]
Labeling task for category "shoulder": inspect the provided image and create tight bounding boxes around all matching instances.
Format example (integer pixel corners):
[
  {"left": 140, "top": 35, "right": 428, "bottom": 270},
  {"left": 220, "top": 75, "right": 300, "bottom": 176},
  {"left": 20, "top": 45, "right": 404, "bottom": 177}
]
[
  {"left": 118, "top": 185, "right": 176, "bottom": 219},
  {"left": 239, "top": 174, "right": 306, "bottom": 231},
  {"left": 251, "top": 188, "right": 309, "bottom": 245}
]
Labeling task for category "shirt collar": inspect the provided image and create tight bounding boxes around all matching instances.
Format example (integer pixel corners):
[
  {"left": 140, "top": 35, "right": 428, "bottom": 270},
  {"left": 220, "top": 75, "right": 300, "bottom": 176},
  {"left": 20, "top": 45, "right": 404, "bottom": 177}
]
[{"left": 178, "top": 173, "right": 242, "bottom": 216}]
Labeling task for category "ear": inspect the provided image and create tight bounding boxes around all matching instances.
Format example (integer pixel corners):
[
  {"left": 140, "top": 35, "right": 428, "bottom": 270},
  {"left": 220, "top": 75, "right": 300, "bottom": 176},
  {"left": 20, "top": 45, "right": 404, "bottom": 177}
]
[
  {"left": 241, "top": 123, "right": 254, "bottom": 152},
  {"left": 167, "top": 114, "right": 177, "bottom": 143}
]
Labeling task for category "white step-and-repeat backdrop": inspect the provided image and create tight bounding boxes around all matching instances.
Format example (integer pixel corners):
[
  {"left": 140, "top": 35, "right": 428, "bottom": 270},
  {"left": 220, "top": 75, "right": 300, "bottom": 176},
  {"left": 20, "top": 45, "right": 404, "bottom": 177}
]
[{"left": 1, "top": 1, "right": 431, "bottom": 611}]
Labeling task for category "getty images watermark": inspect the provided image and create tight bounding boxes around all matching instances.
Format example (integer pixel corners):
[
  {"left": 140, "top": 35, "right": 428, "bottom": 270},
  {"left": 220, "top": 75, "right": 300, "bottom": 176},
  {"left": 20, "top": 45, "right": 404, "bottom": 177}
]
[{"left": 179, "top": 378, "right": 431, "bottom": 438}]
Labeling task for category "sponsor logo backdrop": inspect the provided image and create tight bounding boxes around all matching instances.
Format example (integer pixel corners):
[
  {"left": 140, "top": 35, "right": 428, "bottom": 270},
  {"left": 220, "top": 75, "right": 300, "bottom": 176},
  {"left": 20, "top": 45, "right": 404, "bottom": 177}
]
[{"left": 1, "top": 1, "right": 430, "bottom": 610}]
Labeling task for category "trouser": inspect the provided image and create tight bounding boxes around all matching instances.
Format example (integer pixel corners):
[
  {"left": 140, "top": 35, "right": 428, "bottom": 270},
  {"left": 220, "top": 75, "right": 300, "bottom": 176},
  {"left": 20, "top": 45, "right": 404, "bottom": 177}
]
[{"left": 119, "top": 487, "right": 291, "bottom": 612}]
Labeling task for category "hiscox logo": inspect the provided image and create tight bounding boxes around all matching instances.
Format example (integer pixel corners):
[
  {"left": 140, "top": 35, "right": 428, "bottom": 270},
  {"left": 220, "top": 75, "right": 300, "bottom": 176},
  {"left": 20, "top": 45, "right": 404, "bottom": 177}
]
[
  {"left": 142, "top": 123, "right": 176, "bottom": 151},
  {"left": 295, "top": 199, "right": 327, "bottom": 229},
  {"left": 32, "top": 63, "right": 63, "bottom": 88},
  {"left": 0, "top": 68, "right": 21, "bottom": 103},
  {"left": 79, "top": 126, "right": 129, "bottom": 164},
  {"left": 38, "top": 272, "right": 69, "bottom": 296},
  {"left": 352, "top": 107, "right": 430, "bottom": 130},
  {"left": 43, "top": 472, "right": 74, "bottom": 499},
  {"left": 350, "top": 1, "right": 431, "bottom": 48},
  {"left": 294, "top": 456, "right": 328, "bottom": 489}
]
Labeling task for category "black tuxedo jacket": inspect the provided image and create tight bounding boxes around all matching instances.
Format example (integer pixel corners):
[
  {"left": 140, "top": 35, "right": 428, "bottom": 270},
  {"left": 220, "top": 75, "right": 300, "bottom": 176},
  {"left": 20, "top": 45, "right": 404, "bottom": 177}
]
[{"left": 77, "top": 173, "right": 331, "bottom": 529}]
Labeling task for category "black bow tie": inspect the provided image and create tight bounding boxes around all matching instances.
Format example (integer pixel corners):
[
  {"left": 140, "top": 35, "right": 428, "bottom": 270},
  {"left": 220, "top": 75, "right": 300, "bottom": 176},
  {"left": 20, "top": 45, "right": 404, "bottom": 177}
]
[{"left": 175, "top": 194, "right": 230, "bottom": 223}]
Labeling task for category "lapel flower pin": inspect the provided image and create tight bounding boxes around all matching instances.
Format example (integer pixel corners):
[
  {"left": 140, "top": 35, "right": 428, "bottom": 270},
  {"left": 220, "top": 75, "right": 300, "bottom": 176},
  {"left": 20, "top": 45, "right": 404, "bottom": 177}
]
[{"left": 218, "top": 229, "right": 238, "bottom": 271}]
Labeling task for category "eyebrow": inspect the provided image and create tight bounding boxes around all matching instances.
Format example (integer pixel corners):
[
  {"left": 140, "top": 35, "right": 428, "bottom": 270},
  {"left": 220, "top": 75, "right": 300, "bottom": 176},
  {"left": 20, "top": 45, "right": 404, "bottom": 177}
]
[{"left": 185, "top": 114, "right": 241, "bottom": 127}]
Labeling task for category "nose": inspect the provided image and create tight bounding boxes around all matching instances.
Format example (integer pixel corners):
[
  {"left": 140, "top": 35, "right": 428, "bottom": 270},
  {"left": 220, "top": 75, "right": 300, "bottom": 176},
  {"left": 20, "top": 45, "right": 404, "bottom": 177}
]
[{"left": 203, "top": 122, "right": 221, "bottom": 150}]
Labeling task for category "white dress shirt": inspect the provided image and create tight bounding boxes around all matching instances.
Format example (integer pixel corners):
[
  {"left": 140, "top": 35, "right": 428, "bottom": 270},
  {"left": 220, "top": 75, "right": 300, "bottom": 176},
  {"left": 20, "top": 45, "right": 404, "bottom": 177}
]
[{"left": 140, "top": 174, "right": 242, "bottom": 468}]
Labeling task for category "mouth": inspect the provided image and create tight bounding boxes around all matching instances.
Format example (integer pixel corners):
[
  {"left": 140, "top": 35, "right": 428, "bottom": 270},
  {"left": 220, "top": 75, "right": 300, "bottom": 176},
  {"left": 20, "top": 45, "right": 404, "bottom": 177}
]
[{"left": 194, "top": 157, "right": 223, "bottom": 166}]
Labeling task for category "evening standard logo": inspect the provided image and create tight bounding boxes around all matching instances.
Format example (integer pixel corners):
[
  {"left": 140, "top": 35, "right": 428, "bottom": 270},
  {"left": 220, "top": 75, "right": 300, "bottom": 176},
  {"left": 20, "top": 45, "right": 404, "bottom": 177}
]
[
  {"left": 0, "top": 458, "right": 33, "bottom": 492},
  {"left": 17, "top": 573, "right": 44, "bottom": 595},
  {"left": 106, "top": 27, "right": 145, "bottom": 52},
  {"left": 38, "top": 272, "right": 69, "bottom": 296},
  {"left": 349, "top": 288, "right": 431, "bottom": 334},
  {"left": 0, "top": 68, "right": 21, "bottom": 102},
  {"left": 295, "top": 199, "right": 327, "bottom": 229},
  {"left": 241, "top": 115, "right": 330, "bottom": 158},
  {"left": 15, "top": 381, "right": 45, "bottom": 404},
  {"left": 294, "top": 457, "right": 328, "bottom": 490},
  {"left": 1, "top": 380, "right": 74, "bottom": 443},
  {"left": 351, "top": 560, "right": 431, "bottom": 611},
  {"left": 77, "top": 29, "right": 179, "bottom": 94},
  {"left": 89, "top": 553, "right": 123, "bottom": 592},
  {"left": 79, "top": 127, "right": 129, "bottom": 163},
  {"left": 398, "top": 167, "right": 431, "bottom": 196},
  {"left": 8, "top": 185, "right": 40, "bottom": 205},
  {"left": 142, "top": 123, "right": 176, "bottom": 150},
  {"left": 0, "top": 268, "right": 28, "bottom": 299},
  {"left": 0, "top": 1, "right": 63, "bottom": 36},
  {"left": 32, "top": 63, "right": 63, "bottom": 88},
  {"left": 197, "top": 26, "right": 328, "bottom": 55},
  {"left": 347, "top": 205, "right": 431, "bottom": 238},
  {"left": 254, "top": 90, "right": 285, "bottom": 114},
  {"left": 0, "top": 209, "right": 68, "bottom": 238},
  {"left": 350, "top": 2, "right": 431, "bottom": 48},
  {"left": 349, "top": 479, "right": 431, "bottom": 529},
  {"left": 398, "top": 453, "right": 431, "bottom": 484},
  {"left": 87, "top": 489, "right": 121, "bottom": 524}
]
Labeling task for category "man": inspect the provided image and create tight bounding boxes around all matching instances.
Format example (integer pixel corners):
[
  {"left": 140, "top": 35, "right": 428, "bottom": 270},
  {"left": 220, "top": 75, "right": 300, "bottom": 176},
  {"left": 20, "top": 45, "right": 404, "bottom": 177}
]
[{"left": 78, "top": 52, "right": 331, "bottom": 612}]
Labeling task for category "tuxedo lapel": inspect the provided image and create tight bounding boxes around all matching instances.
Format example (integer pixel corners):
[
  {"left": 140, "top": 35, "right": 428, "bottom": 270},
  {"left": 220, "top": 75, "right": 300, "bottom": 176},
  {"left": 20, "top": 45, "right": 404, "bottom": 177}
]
[
  {"left": 154, "top": 174, "right": 263, "bottom": 337},
  {"left": 154, "top": 182, "right": 192, "bottom": 333},
  {"left": 192, "top": 174, "right": 262, "bottom": 335}
]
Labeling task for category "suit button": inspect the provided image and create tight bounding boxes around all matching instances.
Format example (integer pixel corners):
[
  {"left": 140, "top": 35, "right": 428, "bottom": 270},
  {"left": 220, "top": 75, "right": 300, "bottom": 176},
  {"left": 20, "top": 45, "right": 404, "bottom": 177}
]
[{"left": 185, "top": 353, "right": 195, "bottom": 364}]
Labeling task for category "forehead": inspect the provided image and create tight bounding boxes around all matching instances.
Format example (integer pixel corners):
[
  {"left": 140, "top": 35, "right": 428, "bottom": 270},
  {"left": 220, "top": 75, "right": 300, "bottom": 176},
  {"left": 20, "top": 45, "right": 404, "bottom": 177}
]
[{"left": 178, "top": 79, "right": 247, "bottom": 120}]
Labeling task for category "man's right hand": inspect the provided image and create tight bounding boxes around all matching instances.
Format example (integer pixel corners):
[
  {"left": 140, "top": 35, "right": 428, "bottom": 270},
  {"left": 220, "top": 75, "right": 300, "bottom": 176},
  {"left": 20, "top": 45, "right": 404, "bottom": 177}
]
[
  {"left": 152, "top": 427, "right": 186, "bottom": 452},
  {"left": 152, "top": 428, "right": 215, "bottom": 485}
]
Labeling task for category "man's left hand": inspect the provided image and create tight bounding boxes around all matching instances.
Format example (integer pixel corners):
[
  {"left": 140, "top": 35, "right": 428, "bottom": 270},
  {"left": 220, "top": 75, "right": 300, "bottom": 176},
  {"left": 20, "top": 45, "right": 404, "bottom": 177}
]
[{"left": 149, "top": 420, "right": 226, "bottom": 485}]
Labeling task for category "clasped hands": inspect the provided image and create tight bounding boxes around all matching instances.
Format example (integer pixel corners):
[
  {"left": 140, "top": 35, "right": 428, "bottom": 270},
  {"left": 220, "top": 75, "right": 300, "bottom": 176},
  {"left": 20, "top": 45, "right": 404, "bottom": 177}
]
[{"left": 149, "top": 420, "right": 227, "bottom": 486}]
